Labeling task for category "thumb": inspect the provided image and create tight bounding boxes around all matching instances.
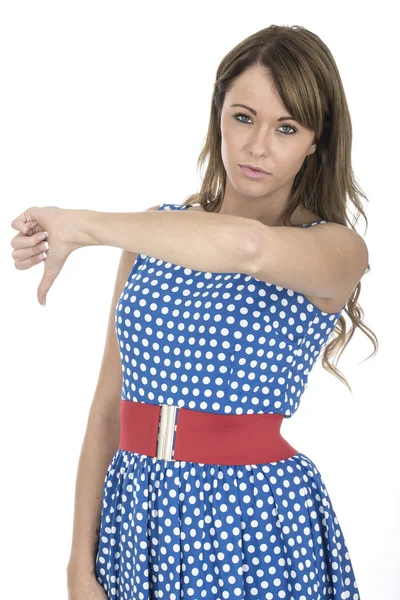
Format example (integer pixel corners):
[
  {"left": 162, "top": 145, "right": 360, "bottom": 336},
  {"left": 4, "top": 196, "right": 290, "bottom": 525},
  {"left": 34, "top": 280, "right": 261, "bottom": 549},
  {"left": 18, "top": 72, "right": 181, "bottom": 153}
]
[{"left": 37, "top": 252, "right": 68, "bottom": 306}]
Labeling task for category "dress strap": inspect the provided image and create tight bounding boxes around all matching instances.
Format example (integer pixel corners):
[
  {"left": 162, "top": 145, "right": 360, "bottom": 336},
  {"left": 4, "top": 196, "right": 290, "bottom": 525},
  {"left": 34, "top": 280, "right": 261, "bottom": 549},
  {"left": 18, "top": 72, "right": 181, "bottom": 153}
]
[
  {"left": 158, "top": 203, "right": 189, "bottom": 211},
  {"left": 294, "top": 220, "right": 329, "bottom": 228}
]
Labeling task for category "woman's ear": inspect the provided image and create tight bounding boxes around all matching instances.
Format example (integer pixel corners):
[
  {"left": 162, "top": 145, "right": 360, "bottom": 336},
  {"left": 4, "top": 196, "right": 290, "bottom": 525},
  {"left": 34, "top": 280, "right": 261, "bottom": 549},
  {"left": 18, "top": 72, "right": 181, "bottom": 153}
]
[{"left": 307, "top": 142, "right": 317, "bottom": 156}]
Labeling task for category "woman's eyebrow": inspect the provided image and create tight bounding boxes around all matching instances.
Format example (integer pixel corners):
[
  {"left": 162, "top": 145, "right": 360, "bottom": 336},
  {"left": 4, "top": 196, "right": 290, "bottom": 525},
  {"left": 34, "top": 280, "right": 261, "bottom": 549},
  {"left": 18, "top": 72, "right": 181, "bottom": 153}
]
[{"left": 230, "top": 103, "right": 296, "bottom": 121}]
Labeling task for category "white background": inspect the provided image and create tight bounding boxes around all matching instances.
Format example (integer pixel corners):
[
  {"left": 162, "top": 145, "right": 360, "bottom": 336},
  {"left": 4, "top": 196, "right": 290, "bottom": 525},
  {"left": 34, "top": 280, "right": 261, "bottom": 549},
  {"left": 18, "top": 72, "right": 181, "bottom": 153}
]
[{"left": 1, "top": 1, "right": 398, "bottom": 598}]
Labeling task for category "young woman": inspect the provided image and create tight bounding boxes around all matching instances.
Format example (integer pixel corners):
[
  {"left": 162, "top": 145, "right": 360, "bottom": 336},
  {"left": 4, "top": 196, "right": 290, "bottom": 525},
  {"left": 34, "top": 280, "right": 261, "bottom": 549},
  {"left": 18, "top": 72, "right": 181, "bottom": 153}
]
[{"left": 11, "top": 24, "right": 374, "bottom": 600}]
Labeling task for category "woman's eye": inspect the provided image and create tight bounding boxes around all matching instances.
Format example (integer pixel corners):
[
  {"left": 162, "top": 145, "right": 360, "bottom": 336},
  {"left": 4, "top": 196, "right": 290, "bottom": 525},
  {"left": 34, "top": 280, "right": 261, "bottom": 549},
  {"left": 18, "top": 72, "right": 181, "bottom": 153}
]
[
  {"left": 233, "top": 113, "right": 297, "bottom": 135},
  {"left": 278, "top": 124, "right": 297, "bottom": 135},
  {"left": 234, "top": 113, "right": 252, "bottom": 124}
]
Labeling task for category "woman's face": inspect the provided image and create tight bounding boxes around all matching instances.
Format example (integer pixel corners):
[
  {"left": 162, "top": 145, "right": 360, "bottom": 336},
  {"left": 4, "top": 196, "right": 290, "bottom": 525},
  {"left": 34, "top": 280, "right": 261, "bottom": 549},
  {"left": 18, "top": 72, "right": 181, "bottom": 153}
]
[{"left": 220, "top": 65, "right": 316, "bottom": 203}]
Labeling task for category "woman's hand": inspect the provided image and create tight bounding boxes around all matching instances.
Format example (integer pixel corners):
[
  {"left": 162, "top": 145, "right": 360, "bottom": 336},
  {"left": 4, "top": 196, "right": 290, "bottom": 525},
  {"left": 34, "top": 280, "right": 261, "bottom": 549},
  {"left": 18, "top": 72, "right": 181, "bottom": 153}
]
[{"left": 10, "top": 205, "right": 85, "bottom": 306}]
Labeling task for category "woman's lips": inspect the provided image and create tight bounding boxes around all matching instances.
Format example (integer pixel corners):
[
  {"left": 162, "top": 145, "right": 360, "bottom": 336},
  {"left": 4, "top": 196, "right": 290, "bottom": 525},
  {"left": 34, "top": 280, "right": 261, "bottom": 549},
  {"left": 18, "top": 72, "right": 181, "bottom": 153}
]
[{"left": 239, "top": 165, "right": 271, "bottom": 179}]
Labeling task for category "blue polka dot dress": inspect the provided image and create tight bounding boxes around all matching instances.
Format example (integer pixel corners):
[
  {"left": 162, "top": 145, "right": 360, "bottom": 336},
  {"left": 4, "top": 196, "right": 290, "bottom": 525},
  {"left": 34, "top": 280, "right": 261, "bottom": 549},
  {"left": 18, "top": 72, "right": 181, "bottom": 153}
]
[{"left": 95, "top": 203, "right": 361, "bottom": 599}]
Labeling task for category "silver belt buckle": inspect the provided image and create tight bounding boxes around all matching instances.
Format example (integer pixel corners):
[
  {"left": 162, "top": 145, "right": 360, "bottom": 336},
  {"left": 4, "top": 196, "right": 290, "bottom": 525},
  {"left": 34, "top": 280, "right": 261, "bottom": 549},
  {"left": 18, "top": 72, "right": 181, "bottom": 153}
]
[{"left": 156, "top": 405, "right": 178, "bottom": 461}]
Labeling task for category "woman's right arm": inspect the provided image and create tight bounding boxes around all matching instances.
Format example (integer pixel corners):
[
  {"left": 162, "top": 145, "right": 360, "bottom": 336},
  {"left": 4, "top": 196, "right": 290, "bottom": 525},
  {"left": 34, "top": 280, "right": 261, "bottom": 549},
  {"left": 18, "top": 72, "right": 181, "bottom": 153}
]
[{"left": 66, "top": 204, "right": 160, "bottom": 587}]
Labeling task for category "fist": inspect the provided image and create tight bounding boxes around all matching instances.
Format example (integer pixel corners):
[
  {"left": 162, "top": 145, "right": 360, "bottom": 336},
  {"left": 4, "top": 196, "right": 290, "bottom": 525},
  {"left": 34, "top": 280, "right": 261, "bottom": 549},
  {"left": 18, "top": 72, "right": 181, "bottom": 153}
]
[{"left": 11, "top": 205, "right": 82, "bottom": 306}]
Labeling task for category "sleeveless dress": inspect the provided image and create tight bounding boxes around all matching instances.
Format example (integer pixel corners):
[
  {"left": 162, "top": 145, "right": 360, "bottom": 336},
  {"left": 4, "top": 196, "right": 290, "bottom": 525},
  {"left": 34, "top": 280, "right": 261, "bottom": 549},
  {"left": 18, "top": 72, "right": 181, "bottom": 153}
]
[{"left": 95, "top": 202, "right": 361, "bottom": 600}]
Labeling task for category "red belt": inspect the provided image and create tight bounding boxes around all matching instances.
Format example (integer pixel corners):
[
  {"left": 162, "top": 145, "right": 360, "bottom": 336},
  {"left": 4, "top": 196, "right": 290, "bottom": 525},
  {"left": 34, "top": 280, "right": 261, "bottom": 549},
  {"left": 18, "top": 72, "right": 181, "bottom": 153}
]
[{"left": 118, "top": 399, "right": 298, "bottom": 466}]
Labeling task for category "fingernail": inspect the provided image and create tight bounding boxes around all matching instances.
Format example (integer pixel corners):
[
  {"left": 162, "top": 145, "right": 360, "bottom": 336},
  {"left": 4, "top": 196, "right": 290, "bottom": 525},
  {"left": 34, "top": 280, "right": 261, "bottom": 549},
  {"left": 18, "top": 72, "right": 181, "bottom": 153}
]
[{"left": 40, "top": 232, "right": 48, "bottom": 240}]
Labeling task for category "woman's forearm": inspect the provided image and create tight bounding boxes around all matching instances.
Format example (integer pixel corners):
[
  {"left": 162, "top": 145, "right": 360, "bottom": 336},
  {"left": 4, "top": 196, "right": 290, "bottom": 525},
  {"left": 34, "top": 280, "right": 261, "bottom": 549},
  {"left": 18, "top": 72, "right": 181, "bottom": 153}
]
[
  {"left": 66, "top": 408, "right": 120, "bottom": 580},
  {"left": 77, "top": 208, "right": 258, "bottom": 274}
]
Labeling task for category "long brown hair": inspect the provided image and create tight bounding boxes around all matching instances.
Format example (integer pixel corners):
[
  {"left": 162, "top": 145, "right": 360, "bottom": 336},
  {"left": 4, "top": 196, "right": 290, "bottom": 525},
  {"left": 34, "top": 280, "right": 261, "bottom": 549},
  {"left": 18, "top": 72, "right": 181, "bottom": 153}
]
[{"left": 183, "top": 24, "right": 377, "bottom": 392}]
